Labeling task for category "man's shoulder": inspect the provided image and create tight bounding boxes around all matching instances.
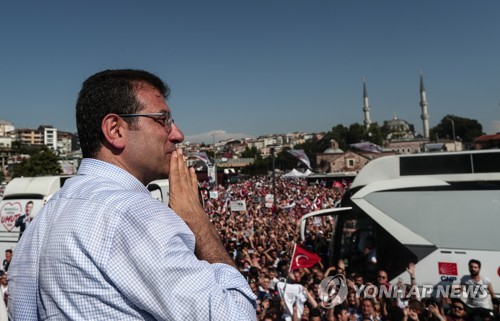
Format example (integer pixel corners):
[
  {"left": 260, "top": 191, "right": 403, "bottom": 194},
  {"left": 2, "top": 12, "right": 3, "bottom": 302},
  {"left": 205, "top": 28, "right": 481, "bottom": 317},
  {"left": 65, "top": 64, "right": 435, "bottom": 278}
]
[
  {"left": 59, "top": 174, "right": 158, "bottom": 209},
  {"left": 482, "top": 276, "right": 492, "bottom": 285},
  {"left": 460, "top": 275, "right": 491, "bottom": 285},
  {"left": 460, "top": 275, "right": 472, "bottom": 284}
]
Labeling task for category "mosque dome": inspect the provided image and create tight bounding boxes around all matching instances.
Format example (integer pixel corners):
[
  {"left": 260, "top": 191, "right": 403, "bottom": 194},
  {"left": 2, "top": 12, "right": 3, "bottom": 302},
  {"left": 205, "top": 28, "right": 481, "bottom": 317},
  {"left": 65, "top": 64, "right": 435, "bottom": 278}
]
[
  {"left": 385, "top": 115, "right": 410, "bottom": 131},
  {"left": 384, "top": 114, "right": 415, "bottom": 140},
  {"left": 323, "top": 139, "right": 344, "bottom": 154}
]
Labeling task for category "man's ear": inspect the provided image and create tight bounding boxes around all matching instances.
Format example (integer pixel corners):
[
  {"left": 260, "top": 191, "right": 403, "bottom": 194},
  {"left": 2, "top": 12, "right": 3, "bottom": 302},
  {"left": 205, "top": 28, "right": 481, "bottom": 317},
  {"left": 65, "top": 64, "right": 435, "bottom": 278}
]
[{"left": 101, "top": 114, "right": 127, "bottom": 149}]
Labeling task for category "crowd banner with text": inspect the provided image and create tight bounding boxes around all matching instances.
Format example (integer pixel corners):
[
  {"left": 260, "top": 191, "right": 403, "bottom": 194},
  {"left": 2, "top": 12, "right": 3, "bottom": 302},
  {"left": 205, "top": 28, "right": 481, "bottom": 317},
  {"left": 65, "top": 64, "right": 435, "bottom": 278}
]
[{"left": 230, "top": 200, "right": 247, "bottom": 212}]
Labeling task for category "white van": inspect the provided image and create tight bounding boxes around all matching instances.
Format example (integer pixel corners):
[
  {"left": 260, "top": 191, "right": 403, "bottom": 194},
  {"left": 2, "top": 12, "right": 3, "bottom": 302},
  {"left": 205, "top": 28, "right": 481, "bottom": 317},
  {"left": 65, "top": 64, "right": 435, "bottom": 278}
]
[
  {"left": 147, "top": 179, "right": 170, "bottom": 205},
  {"left": 0, "top": 176, "right": 72, "bottom": 254}
]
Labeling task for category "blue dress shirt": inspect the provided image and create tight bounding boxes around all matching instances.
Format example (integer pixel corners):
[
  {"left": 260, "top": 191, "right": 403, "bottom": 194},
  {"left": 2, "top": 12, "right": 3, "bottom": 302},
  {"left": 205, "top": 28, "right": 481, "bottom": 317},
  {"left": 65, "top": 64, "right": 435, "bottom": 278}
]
[{"left": 8, "top": 159, "right": 256, "bottom": 320}]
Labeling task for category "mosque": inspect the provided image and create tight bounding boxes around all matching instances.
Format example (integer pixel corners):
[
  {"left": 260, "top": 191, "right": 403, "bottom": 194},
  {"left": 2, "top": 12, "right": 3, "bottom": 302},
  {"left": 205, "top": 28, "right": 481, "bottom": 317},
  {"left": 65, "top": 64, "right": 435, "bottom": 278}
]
[
  {"left": 362, "top": 73, "right": 430, "bottom": 154},
  {"left": 316, "top": 74, "right": 431, "bottom": 174}
]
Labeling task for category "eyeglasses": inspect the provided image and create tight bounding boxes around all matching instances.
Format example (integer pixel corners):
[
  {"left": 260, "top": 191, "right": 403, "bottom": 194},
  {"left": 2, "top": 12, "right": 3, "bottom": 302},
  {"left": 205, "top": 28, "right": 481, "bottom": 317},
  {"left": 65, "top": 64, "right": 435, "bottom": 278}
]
[
  {"left": 451, "top": 305, "right": 464, "bottom": 311},
  {"left": 377, "top": 275, "right": 387, "bottom": 279},
  {"left": 118, "top": 111, "right": 174, "bottom": 130}
]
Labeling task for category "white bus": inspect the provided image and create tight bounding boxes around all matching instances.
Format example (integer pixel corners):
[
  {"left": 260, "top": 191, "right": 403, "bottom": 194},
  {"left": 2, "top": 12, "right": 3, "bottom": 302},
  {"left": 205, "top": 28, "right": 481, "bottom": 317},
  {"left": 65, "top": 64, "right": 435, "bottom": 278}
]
[{"left": 300, "top": 149, "right": 500, "bottom": 294}]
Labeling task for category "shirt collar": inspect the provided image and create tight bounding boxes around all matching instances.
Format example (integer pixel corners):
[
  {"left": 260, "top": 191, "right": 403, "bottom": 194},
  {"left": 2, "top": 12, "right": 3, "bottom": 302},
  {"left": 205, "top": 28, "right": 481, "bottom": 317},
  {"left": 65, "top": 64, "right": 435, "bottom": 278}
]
[{"left": 77, "top": 158, "right": 151, "bottom": 194}]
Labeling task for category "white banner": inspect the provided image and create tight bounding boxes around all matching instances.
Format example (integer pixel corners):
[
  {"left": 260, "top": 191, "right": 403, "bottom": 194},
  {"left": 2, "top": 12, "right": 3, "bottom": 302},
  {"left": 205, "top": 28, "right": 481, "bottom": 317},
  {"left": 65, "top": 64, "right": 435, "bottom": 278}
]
[
  {"left": 209, "top": 191, "right": 219, "bottom": 199},
  {"left": 265, "top": 194, "right": 274, "bottom": 208},
  {"left": 230, "top": 200, "right": 247, "bottom": 212},
  {"left": 207, "top": 165, "right": 216, "bottom": 184}
]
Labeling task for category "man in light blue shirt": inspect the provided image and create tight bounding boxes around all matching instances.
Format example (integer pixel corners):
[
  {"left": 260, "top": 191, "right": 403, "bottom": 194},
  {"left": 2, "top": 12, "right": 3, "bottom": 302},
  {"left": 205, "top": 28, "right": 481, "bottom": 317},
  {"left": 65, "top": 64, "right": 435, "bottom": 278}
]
[{"left": 8, "top": 69, "right": 256, "bottom": 320}]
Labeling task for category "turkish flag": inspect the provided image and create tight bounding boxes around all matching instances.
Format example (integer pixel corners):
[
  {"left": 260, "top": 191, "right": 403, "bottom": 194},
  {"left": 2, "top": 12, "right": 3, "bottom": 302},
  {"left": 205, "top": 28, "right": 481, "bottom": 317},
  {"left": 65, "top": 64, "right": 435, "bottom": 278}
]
[
  {"left": 333, "top": 181, "right": 343, "bottom": 189},
  {"left": 290, "top": 244, "right": 321, "bottom": 271}
]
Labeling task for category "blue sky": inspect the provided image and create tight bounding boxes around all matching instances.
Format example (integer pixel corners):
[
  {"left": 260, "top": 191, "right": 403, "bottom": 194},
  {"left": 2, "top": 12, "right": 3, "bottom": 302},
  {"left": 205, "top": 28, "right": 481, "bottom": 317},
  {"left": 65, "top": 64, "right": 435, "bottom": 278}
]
[{"left": 1, "top": 1, "right": 499, "bottom": 144}]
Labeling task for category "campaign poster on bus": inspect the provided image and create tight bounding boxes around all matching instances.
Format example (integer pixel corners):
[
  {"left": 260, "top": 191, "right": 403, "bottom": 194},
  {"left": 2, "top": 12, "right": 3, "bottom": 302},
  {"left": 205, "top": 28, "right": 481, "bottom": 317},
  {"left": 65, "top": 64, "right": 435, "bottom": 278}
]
[{"left": 0, "top": 199, "right": 43, "bottom": 232}]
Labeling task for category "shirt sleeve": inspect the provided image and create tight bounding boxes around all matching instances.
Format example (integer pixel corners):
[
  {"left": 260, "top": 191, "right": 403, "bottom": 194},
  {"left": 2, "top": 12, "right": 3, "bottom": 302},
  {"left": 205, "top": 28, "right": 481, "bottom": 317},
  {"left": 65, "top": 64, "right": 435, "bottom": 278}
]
[{"left": 105, "top": 202, "right": 256, "bottom": 320}]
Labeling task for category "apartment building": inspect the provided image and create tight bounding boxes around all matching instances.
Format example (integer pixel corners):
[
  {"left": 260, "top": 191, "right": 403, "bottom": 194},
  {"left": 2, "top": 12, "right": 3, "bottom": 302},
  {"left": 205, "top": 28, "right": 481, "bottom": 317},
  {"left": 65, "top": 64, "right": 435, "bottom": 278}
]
[{"left": 9, "top": 128, "right": 44, "bottom": 146}]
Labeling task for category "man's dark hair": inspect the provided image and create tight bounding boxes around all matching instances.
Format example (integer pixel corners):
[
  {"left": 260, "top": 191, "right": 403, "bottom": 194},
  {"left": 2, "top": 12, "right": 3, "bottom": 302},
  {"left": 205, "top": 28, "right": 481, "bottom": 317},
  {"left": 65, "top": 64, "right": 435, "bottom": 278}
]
[
  {"left": 451, "top": 298, "right": 466, "bottom": 307},
  {"left": 248, "top": 266, "right": 260, "bottom": 279},
  {"left": 451, "top": 298, "right": 467, "bottom": 314},
  {"left": 5, "top": 249, "right": 12, "bottom": 254},
  {"left": 334, "top": 305, "right": 348, "bottom": 317},
  {"left": 361, "top": 297, "right": 375, "bottom": 306},
  {"left": 408, "top": 298, "right": 423, "bottom": 312},
  {"left": 76, "top": 69, "right": 170, "bottom": 158},
  {"left": 309, "top": 308, "right": 321, "bottom": 317},
  {"left": 26, "top": 201, "right": 34, "bottom": 206},
  {"left": 469, "top": 259, "right": 481, "bottom": 269}
]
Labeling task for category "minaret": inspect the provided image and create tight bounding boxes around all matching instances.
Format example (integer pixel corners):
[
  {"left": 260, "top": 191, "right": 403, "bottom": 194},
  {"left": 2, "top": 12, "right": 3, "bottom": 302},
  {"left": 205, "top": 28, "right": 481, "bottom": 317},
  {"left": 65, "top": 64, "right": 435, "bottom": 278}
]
[
  {"left": 363, "top": 78, "right": 372, "bottom": 130},
  {"left": 419, "top": 72, "right": 430, "bottom": 138}
]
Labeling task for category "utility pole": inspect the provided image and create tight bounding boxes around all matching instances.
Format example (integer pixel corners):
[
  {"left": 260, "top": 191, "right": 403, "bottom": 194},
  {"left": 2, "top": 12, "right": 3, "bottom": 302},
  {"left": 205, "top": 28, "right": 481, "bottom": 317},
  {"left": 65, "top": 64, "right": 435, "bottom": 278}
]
[
  {"left": 271, "top": 147, "right": 277, "bottom": 210},
  {"left": 212, "top": 133, "right": 217, "bottom": 187},
  {"left": 451, "top": 118, "right": 457, "bottom": 151}
]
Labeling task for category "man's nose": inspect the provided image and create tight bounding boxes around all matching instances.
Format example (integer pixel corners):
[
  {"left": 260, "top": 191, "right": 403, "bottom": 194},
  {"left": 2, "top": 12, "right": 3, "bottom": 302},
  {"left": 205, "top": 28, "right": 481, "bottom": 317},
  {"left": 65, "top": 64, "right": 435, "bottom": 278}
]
[{"left": 169, "top": 123, "right": 184, "bottom": 144}]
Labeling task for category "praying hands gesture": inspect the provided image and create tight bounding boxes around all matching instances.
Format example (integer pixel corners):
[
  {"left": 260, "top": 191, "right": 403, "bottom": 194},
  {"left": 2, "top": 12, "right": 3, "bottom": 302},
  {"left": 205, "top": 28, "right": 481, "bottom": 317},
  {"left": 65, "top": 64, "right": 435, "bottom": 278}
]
[{"left": 169, "top": 148, "right": 235, "bottom": 267}]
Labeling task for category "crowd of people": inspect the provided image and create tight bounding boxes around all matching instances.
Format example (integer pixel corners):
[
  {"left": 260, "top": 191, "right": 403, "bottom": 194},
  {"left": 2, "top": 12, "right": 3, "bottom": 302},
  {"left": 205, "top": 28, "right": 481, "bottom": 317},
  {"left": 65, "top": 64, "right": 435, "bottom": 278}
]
[
  {"left": 2, "top": 69, "right": 498, "bottom": 320},
  {"left": 2, "top": 172, "right": 498, "bottom": 320},
  {"left": 201, "top": 175, "right": 499, "bottom": 321}
]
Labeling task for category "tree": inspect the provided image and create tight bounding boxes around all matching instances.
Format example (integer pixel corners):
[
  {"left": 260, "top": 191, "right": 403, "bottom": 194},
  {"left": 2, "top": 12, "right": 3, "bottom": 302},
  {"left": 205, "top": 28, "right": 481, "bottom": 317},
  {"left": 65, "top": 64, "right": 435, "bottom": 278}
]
[
  {"left": 327, "top": 122, "right": 379, "bottom": 149},
  {"left": 241, "top": 146, "right": 262, "bottom": 160},
  {"left": 315, "top": 131, "right": 337, "bottom": 152},
  {"left": 11, "top": 142, "right": 44, "bottom": 155},
  {"left": 430, "top": 115, "right": 483, "bottom": 143},
  {"left": 330, "top": 124, "right": 349, "bottom": 150},
  {"left": 276, "top": 147, "right": 297, "bottom": 171},
  {"left": 12, "top": 148, "right": 62, "bottom": 178},
  {"left": 240, "top": 157, "right": 271, "bottom": 176},
  {"left": 347, "top": 123, "right": 366, "bottom": 145},
  {"left": 367, "top": 123, "right": 384, "bottom": 146}
]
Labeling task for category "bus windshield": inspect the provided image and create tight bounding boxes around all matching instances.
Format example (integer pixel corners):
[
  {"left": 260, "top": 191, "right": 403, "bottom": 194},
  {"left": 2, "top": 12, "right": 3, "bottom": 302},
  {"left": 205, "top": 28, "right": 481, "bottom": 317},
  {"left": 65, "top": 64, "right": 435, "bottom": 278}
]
[{"left": 332, "top": 204, "right": 419, "bottom": 283}]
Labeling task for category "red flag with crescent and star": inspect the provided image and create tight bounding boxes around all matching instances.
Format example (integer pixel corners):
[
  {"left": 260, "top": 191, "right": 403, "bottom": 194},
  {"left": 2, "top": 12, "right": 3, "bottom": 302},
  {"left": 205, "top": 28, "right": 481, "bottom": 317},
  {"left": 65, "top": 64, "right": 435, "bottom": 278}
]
[{"left": 290, "top": 243, "right": 321, "bottom": 271}]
